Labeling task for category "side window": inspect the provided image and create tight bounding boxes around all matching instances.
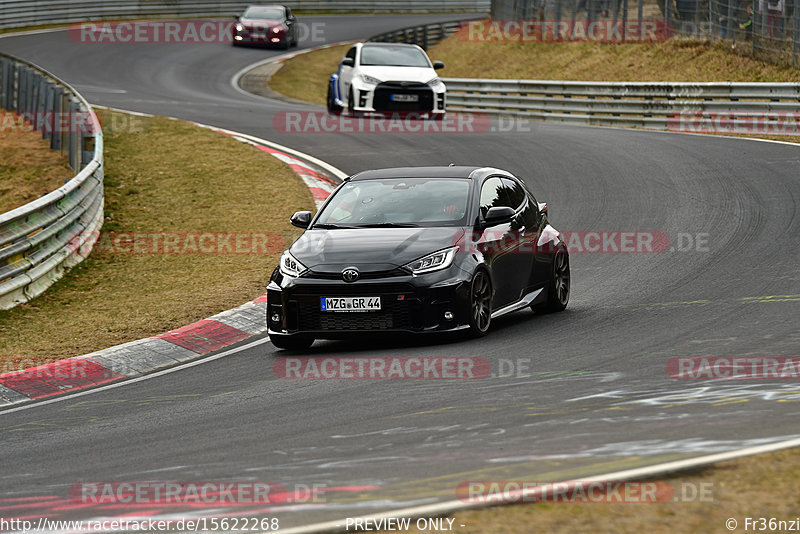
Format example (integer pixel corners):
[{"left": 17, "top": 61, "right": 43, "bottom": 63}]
[
  {"left": 501, "top": 178, "right": 526, "bottom": 210},
  {"left": 285, "top": 7, "right": 292, "bottom": 18},
  {"left": 479, "top": 177, "right": 504, "bottom": 217}
]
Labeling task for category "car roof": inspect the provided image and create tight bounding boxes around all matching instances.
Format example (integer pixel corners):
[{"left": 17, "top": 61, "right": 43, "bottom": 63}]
[
  {"left": 359, "top": 42, "right": 421, "bottom": 49},
  {"left": 347, "top": 166, "right": 508, "bottom": 181}
]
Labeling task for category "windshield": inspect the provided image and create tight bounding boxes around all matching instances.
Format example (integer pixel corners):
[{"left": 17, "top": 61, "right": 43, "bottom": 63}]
[
  {"left": 360, "top": 45, "right": 431, "bottom": 67},
  {"left": 242, "top": 6, "right": 284, "bottom": 19},
  {"left": 314, "top": 178, "right": 470, "bottom": 227}
]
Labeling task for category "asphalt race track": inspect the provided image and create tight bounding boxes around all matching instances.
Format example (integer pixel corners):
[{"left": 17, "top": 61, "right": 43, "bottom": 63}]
[{"left": 2, "top": 14, "right": 800, "bottom": 531}]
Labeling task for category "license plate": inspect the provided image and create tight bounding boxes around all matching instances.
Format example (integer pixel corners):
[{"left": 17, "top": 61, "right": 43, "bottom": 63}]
[
  {"left": 391, "top": 94, "right": 419, "bottom": 102},
  {"left": 321, "top": 297, "right": 381, "bottom": 312}
]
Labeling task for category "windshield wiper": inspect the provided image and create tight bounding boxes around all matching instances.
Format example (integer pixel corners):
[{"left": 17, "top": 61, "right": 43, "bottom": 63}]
[
  {"left": 312, "top": 223, "right": 358, "bottom": 229},
  {"left": 358, "top": 222, "right": 420, "bottom": 228}
]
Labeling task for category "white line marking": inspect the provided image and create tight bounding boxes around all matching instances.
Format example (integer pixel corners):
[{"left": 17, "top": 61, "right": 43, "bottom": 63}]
[
  {"left": 273, "top": 436, "right": 800, "bottom": 534},
  {"left": 0, "top": 338, "right": 270, "bottom": 416}
]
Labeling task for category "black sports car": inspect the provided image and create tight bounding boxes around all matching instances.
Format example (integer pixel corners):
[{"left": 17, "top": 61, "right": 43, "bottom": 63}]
[
  {"left": 267, "top": 166, "right": 570, "bottom": 349},
  {"left": 232, "top": 5, "right": 298, "bottom": 48}
]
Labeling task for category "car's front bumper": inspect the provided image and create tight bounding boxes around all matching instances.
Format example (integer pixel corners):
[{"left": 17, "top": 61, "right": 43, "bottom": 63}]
[
  {"left": 267, "top": 269, "right": 471, "bottom": 338},
  {"left": 349, "top": 81, "right": 446, "bottom": 116}
]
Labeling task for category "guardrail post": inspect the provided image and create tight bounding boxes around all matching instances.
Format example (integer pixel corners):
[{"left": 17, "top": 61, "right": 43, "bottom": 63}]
[
  {"left": 29, "top": 72, "right": 39, "bottom": 126},
  {"left": 43, "top": 82, "right": 54, "bottom": 140},
  {"left": 0, "top": 58, "right": 6, "bottom": 108},
  {"left": 51, "top": 86, "right": 63, "bottom": 150},
  {"left": 68, "top": 99, "right": 79, "bottom": 171},
  {"left": 422, "top": 25, "right": 428, "bottom": 49}
]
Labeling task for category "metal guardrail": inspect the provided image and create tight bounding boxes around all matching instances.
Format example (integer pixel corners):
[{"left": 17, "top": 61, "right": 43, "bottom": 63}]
[
  {"left": 441, "top": 78, "right": 800, "bottom": 129},
  {"left": 368, "top": 20, "right": 469, "bottom": 49},
  {"left": 0, "top": 53, "right": 103, "bottom": 310},
  {"left": 0, "top": 1, "right": 490, "bottom": 29}
]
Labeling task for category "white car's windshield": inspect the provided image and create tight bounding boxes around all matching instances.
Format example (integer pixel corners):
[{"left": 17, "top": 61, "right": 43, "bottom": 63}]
[
  {"left": 243, "top": 7, "right": 284, "bottom": 19},
  {"left": 315, "top": 178, "right": 470, "bottom": 227},
  {"left": 360, "top": 45, "right": 431, "bottom": 67}
]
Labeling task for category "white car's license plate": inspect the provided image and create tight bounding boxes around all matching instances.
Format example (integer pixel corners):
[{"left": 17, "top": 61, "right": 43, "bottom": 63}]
[
  {"left": 321, "top": 297, "right": 381, "bottom": 312},
  {"left": 391, "top": 94, "right": 419, "bottom": 102}
]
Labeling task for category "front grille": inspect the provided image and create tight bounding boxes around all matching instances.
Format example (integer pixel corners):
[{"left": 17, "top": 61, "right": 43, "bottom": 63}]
[
  {"left": 304, "top": 268, "right": 407, "bottom": 281},
  {"left": 373, "top": 82, "right": 433, "bottom": 111},
  {"left": 294, "top": 293, "right": 417, "bottom": 331}
]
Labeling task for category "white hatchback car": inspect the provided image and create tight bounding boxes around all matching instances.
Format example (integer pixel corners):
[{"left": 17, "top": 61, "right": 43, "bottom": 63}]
[{"left": 327, "top": 42, "right": 446, "bottom": 119}]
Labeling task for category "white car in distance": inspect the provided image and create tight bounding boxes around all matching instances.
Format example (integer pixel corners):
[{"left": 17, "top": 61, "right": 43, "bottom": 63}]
[{"left": 327, "top": 42, "right": 446, "bottom": 120}]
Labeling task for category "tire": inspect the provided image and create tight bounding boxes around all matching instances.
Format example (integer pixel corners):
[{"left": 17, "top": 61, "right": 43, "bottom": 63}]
[
  {"left": 430, "top": 113, "right": 445, "bottom": 121},
  {"left": 533, "top": 248, "right": 570, "bottom": 313},
  {"left": 468, "top": 269, "right": 492, "bottom": 336},
  {"left": 270, "top": 334, "right": 314, "bottom": 350},
  {"left": 327, "top": 84, "right": 343, "bottom": 115}
]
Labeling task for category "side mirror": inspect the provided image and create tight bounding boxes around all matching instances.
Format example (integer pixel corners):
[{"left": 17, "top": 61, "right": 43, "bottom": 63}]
[
  {"left": 483, "top": 206, "right": 515, "bottom": 228},
  {"left": 233, "top": 15, "right": 240, "bottom": 20},
  {"left": 341, "top": 57, "right": 355, "bottom": 67},
  {"left": 433, "top": 61, "right": 445, "bottom": 70},
  {"left": 538, "top": 202, "right": 548, "bottom": 217},
  {"left": 290, "top": 211, "right": 312, "bottom": 229}
]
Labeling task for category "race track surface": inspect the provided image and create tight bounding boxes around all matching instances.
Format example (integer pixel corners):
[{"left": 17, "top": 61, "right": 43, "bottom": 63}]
[{"left": 1, "top": 14, "right": 800, "bottom": 530}]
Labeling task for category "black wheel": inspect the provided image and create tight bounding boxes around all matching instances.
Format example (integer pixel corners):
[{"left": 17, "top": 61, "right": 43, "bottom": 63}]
[
  {"left": 468, "top": 269, "right": 492, "bottom": 336},
  {"left": 327, "top": 84, "right": 343, "bottom": 115},
  {"left": 270, "top": 334, "right": 314, "bottom": 350},
  {"left": 533, "top": 248, "right": 570, "bottom": 313},
  {"left": 280, "top": 37, "right": 290, "bottom": 50},
  {"left": 430, "top": 113, "right": 445, "bottom": 121}
]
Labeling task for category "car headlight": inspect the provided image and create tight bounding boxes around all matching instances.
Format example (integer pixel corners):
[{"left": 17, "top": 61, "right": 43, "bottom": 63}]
[
  {"left": 403, "top": 247, "right": 458, "bottom": 275},
  {"left": 235, "top": 23, "right": 244, "bottom": 32},
  {"left": 360, "top": 74, "right": 382, "bottom": 85},
  {"left": 279, "top": 250, "right": 307, "bottom": 278},
  {"left": 272, "top": 26, "right": 283, "bottom": 33},
  {"left": 426, "top": 77, "right": 444, "bottom": 89}
]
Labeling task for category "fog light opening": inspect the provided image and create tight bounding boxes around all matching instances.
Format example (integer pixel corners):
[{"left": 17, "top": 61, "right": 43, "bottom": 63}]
[
  {"left": 271, "top": 313, "right": 281, "bottom": 323},
  {"left": 444, "top": 311, "right": 454, "bottom": 321}
]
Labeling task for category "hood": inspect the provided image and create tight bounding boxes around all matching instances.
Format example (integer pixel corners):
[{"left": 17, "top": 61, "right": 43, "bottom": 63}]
[
  {"left": 359, "top": 65, "right": 438, "bottom": 85},
  {"left": 290, "top": 227, "right": 465, "bottom": 274}
]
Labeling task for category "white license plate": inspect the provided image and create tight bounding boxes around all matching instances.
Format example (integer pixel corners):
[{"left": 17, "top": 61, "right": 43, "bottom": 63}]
[
  {"left": 391, "top": 94, "right": 419, "bottom": 102},
  {"left": 321, "top": 297, "right": 381, "bottom": 312}
]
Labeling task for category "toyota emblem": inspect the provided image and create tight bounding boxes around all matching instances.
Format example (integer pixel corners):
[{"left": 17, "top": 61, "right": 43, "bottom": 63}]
[{"left": 342, "top": 268, "right": 359, "bottom": 282}]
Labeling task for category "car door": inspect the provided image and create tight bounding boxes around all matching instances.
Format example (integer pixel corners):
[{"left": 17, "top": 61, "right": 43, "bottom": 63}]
[
  {"left": 473, "top": 176, "right": 531, "bottom": 309},
  {"left": 339, "top": 46, "right": 357, "bottom": 104}
]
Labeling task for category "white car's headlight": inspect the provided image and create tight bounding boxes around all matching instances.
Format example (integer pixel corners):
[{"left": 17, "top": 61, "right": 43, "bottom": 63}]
[
  {"left": 426, "top": 77, "right": 444, "bottom": 89},
  {"left": 360, "top": 74, "right": 382, "bottom": 85},
  {"left": 280, "top": 250, "right": 307, "bottom": 278},
  {"left": 403, "top": 247, "right": 458, "bottom": 275},
  {"left": 235, "top": 23, "right": 244, "bottom": 31}
]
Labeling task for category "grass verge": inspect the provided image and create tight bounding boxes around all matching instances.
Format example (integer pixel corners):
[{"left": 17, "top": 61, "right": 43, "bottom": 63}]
[
  {"left": 378, "top": 446, "right": 800, "bottom": 533},
  {"left": 267, "top": 36, "right": 800, "bottom": 144},
  {"left": 0, "top": 109, "right": 312, "bottom": 372},
  {"left": 0, "top": 110, "right": 73, "bottom": 213}
]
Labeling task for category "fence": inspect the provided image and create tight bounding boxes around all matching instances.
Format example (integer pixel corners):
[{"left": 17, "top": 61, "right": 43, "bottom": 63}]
[
  {"left": 490, "top": 0, "right": 800, "bottom": 66},
  {"left": 0, "top": 1, "right": 490, "bottom": 29},
  {"left": 0, "top": 53, "right": 104, "bottom": 310}
]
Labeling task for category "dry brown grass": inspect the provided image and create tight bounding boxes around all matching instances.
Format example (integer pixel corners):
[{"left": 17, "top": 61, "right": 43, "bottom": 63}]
[
  {"left": 377, "top": 447, "right": 800, "bottom": 533},
  {"left": 0, "top": 110, "right": 74, "bottom": 213},
  {"left": 0, "top": 109, "right": 312, "bottom": 372},
  {"left": 268, "top": 44, "right": 351, "bottom": 107}
]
